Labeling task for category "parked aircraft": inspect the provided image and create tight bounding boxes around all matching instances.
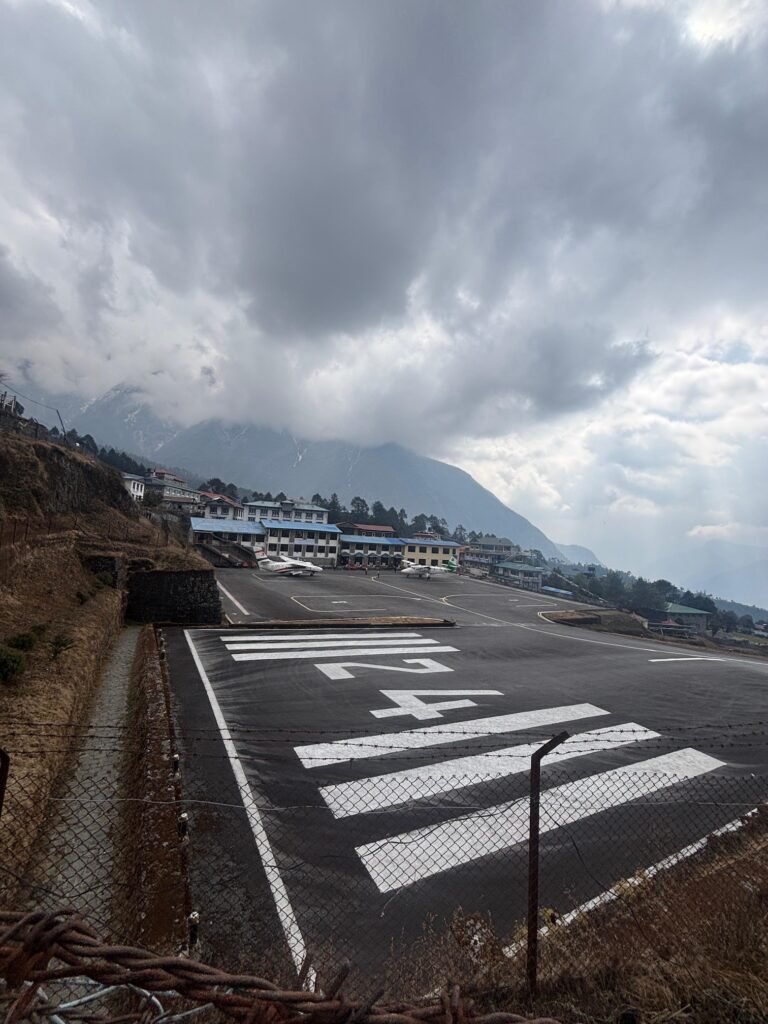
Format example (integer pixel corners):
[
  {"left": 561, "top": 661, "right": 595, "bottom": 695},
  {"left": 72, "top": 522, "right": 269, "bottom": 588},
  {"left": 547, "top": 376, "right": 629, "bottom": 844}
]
[
  {"left": 400, "top": 556, "right": 458, "bottom": 579},
  {"left": 253, "top": 545, "right": 323, "bottom": 576}
]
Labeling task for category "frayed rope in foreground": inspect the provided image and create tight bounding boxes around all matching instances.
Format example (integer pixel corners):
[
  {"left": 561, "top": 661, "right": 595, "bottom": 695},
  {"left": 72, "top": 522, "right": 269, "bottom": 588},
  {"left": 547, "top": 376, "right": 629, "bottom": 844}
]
[{"left": 0, "top": 909, "right": 561, "bottom": 1024}]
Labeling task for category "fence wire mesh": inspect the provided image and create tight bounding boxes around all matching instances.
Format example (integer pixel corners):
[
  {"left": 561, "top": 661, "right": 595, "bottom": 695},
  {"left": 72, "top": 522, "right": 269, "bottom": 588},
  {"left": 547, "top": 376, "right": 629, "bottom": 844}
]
[{"left": 2, "top": 730, "right": 768, "bottom": 1006}]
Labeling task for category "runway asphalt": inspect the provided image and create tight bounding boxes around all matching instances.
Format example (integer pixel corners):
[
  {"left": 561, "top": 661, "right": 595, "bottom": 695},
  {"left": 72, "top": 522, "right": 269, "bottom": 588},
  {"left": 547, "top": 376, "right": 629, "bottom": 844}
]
[{"left": 165, "top": 567, "right": 768, "bottom": 983}]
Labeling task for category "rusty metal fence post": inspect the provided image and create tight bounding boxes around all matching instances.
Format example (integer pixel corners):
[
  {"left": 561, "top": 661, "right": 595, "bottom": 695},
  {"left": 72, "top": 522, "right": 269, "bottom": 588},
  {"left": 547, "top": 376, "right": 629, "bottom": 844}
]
[{"left": 527, "top": 730, "right": 568, "bottom": 997}]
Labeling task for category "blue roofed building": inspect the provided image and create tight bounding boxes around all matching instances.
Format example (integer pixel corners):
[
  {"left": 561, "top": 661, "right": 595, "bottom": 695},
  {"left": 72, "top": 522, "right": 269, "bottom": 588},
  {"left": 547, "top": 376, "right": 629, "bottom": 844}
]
[
  {"left": 338, "top": 534, "right": 404, "bottom": 567},
  {"left": 259, "top": 519, "right": 341, "bottom": 565}
]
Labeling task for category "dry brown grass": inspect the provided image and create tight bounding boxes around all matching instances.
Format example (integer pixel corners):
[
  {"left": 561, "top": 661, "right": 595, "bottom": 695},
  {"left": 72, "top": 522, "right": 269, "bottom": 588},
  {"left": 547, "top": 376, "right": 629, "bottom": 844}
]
[
  {"left": 0, "top": 543, "right": 125, "bottom": 895},
  {"left": 377, "top": 812, "right": 768, "bottom": 1023}
]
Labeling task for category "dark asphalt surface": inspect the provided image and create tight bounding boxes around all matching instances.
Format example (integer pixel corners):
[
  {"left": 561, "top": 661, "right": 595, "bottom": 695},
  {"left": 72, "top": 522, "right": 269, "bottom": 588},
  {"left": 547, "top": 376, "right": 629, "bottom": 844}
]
[{"left": 166, "top": 568, "right": 768, "bottom": 983}]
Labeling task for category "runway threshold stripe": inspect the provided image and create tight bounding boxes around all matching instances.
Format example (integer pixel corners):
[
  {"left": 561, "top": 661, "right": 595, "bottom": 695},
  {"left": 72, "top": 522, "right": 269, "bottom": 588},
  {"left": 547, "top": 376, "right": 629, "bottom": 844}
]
[
  {"left": 320, "top": 722, "right": 660, "bottom": 818},
  {"left": 226, "top": 638, "right": 440, "bottom": 652},
  {"left": 232, "top": 644, "right": 459, "bottom": 663},
  {"left": 219, "top": 632, "right": 425, "bottom": 642},
  {"left": 294, "top": 703, "right": 608, "bottom": 768},
  {"left": 356, "top": 748, "right": 725, "bottom": 892},
  {"left": 183, "top": 631, "right": 314, "bottom": 984}
]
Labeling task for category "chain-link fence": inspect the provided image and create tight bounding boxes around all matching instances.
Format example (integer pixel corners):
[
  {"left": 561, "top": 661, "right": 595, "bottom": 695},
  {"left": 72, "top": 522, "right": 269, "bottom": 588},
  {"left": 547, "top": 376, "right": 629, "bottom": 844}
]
[{"left": 2, "top": 731, "right": 767, "bottom": 1006}]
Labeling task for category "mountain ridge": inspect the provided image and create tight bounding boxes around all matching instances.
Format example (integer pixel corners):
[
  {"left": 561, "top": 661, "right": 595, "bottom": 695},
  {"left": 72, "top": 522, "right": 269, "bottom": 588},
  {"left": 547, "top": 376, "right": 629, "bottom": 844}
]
[{"left": 70, "top": 386, "right": 564, "bottom": 555}]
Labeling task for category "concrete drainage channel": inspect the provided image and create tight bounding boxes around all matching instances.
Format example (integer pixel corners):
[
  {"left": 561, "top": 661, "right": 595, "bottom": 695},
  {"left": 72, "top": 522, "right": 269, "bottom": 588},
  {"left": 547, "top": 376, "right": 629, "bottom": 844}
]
[
  {"left": 20, "top": 623, "right": 190, "bottom": 953},
  {"left": 20, "top": 627, "right": 141, "bottom": 933}
]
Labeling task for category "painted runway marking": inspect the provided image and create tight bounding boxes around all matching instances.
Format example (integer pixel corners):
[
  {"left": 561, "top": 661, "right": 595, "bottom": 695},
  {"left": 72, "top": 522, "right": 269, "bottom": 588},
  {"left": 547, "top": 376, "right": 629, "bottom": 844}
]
[
  {"left": 356, "top": 748, "right": 725, "bottom": 892},
  {"left": 232, "top": 645, "right": 460, "bottom": 662},
  {"left": 502, "top": 810, "right": 755, "bottom": 956},
  {"left": 370, "top": 688, "right": 502, "bottom": 721},
  {"left": 183, "top": 631, "right": 313, "bottom": 982},
  {"left": 220, "top": 632, "right": 425, "bottom": 642},
  {"left": 317, "top": 657, "right": 452, "bottom": 680},
  {"left": 320, "top": 722, "right": 659, "bottom": 818},
  {"left": 294, "top": 703, "right": 608, "bottom": 768},
  {"left": 216, "top": 581, "right": 249, "bottom": 616},
  {"left": 648, "top": 657, "right": 724, "bottom": 663},
  {"left": 225, "top": 638, "right": 441, "bottom": 652}
]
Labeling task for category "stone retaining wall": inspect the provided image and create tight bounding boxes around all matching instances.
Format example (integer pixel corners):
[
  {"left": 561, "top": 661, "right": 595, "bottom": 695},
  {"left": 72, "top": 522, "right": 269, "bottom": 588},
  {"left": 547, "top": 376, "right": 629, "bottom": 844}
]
[{"left": 127, "top": 569, "right": 222, "bottom": 624}]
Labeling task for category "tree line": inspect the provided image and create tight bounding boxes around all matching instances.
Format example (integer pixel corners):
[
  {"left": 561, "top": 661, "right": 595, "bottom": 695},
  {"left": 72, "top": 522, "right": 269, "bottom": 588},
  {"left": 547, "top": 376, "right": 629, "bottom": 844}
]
[{"left": 554, "top": 569, "right": 760, "bottom": 633}]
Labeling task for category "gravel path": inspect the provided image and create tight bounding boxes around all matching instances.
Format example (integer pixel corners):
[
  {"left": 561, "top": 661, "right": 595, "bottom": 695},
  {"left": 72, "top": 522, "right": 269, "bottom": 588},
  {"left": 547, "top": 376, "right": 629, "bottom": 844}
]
[{"left": 24, "top": 625, "right": 141, "bottom": 934}]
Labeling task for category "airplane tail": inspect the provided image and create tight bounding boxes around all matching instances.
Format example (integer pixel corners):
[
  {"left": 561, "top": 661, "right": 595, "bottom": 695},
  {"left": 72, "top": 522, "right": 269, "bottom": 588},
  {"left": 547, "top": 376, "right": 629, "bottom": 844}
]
[{"left": 252, "top": 544, "right": 270, "bottom": 563}]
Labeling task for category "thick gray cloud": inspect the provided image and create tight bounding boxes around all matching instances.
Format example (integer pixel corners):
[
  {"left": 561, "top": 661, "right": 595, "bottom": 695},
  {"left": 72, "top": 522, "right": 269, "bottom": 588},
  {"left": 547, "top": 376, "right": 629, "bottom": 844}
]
[
  {"left": 0, "top": 1, "right": 767, "bottom": 493},
  {"left": 0, "top": 245, "right": 60, "bottom": 342}
]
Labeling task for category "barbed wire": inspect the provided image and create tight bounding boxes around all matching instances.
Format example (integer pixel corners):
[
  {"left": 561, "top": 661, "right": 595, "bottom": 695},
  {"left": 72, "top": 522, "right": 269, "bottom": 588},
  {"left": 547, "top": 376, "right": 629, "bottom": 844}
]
[
  {"left": 5, "top": 717, "right": 768, "bottom": 735},
  {"left": 4, "top": 739, "right": 768, "bottom": 762},
  {"left": 0, "top": 909, "right": 557, "bottom": 1024}
]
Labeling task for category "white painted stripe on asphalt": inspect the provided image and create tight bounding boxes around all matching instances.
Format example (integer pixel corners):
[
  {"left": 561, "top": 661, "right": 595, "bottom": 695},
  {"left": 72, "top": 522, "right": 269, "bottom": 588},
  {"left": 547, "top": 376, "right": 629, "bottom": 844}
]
[
  {"left": 320, "top": 722, "right": 660, "bottom": 818},
  {"left": 220, "top": 632, "right": 426, "bottom": 642},
  {"left": 183, "top": 630, "right": 314, "bottom": 984},
  {"left": 648, "top": 657, "right": 724, "bottom": 663},
  {"left": 226, "top": 638, "right": 440, "bottom": 652},
  {"left": 356, "top": 748, "right": 725, "bottom": 892},
  {"left": 216, "top": 581, "right": 249, "bottom": 616},
  {"left": 232, "top": 645, "right": 459, "bottom": 663},
  {"left": 295, "top": 703, "right": 608, "bottom": 768},
  {"left": 502, "top": 810, "right": 755, "bottom": 957}
]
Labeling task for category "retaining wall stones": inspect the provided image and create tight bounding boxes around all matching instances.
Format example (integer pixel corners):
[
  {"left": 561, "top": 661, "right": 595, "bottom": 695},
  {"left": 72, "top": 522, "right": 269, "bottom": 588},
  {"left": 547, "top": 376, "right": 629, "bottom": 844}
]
[{"left": 127, "top": 569, "right": 222, "bottom": 624}]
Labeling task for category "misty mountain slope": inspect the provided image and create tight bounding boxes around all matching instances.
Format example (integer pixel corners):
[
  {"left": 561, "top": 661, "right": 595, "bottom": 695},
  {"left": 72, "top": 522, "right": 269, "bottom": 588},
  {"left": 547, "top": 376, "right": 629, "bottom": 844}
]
[
  {"left": 71, "top": 390, "right": 561, "bottom": 554},
  {"left": 555, "top": 543, "right": 602, "bottom": 564},
  {"left": 73, "top": 385, "right": 182, "bottom": 455},
  {"left": 156, "top": 423, "right": 561, "bottom": 554},
  {"left": 648, "top": 539, "right": 768, "bottom": 608}
]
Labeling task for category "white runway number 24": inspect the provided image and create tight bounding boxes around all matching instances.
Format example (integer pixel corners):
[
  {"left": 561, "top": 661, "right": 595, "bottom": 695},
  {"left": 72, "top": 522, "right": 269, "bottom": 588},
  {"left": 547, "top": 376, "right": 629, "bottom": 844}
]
[{"left": 312, "top": 647, "right": 500, "bottom": 721}]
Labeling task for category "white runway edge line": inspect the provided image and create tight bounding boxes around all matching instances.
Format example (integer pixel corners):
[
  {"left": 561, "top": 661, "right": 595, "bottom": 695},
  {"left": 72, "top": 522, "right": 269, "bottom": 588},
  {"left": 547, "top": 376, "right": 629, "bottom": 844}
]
[
  {"left": 216, "top": 581, "right": 249, "bottom": 616},
  {"left": 225, "top": 638, "right": 442, "bottom": 651},
  {"left": 356, "top": 748, "right": 725, "bottom": 893},
  {"left": 183, "top": 630, "right": 314, "bottom": 986},
  {"left": 294, "top": 703, "right": 608, "bottom": 768},
  {"left": 232, "top": 645, "right": 460, "bottom": 662},
  {"left": 320, "top": 723, "right": 660, "bottom": 818}
]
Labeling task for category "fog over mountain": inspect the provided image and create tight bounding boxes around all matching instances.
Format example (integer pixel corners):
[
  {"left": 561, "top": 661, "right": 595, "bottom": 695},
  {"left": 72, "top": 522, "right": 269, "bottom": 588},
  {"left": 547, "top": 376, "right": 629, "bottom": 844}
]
[{"left": 69, "top": 386, "right": 566, "bottom": 557}]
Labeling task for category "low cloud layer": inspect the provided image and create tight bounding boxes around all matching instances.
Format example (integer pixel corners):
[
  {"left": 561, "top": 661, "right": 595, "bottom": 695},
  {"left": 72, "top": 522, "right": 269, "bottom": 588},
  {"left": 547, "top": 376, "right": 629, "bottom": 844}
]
[{"left": 1, "top": 0, "right": 767, "bottom": 576}]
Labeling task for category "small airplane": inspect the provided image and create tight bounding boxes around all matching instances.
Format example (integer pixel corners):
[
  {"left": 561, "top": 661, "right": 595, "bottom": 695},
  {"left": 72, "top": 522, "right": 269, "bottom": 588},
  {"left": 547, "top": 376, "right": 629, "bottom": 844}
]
[
  {"left": 252, "top": 545, "right": 323, "bottom": 576},
  {"left": 400, "top": 555, "right": 459, "bottom": 579}
]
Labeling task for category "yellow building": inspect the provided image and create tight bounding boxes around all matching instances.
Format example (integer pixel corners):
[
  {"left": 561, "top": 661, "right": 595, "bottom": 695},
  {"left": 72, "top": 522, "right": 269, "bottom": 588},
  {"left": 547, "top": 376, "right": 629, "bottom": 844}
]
[{"left": 400, "top": 531, "right": 460, "bottom": 567}]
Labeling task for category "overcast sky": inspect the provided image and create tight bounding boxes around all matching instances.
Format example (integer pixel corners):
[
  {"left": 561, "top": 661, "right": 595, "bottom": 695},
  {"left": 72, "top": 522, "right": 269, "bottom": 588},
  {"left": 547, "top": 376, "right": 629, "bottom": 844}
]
[{"left": 1, "top": 0, "right": 767, "bottom": 572}]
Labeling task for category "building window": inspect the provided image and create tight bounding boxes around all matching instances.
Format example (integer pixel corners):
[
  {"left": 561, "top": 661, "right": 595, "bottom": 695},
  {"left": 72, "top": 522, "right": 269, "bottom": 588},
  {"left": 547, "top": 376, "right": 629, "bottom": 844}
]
[
  {"left": 419, "top": 546, "right": 427, "bottom": 553},
  {"left": 431, "top": 559, "right": 438, "bottom": 566},
  {"left": 317, "top": 545, "right": 326, "bottom": 553},
  {"left": 418, "top": 559, "right": 426, "bottom": 565},
  {"left": 268, "top": 543, "right": 277, "bottom": 552},
  {"left": 443, "top": 547, "right": 450, "bottom": 555}
]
